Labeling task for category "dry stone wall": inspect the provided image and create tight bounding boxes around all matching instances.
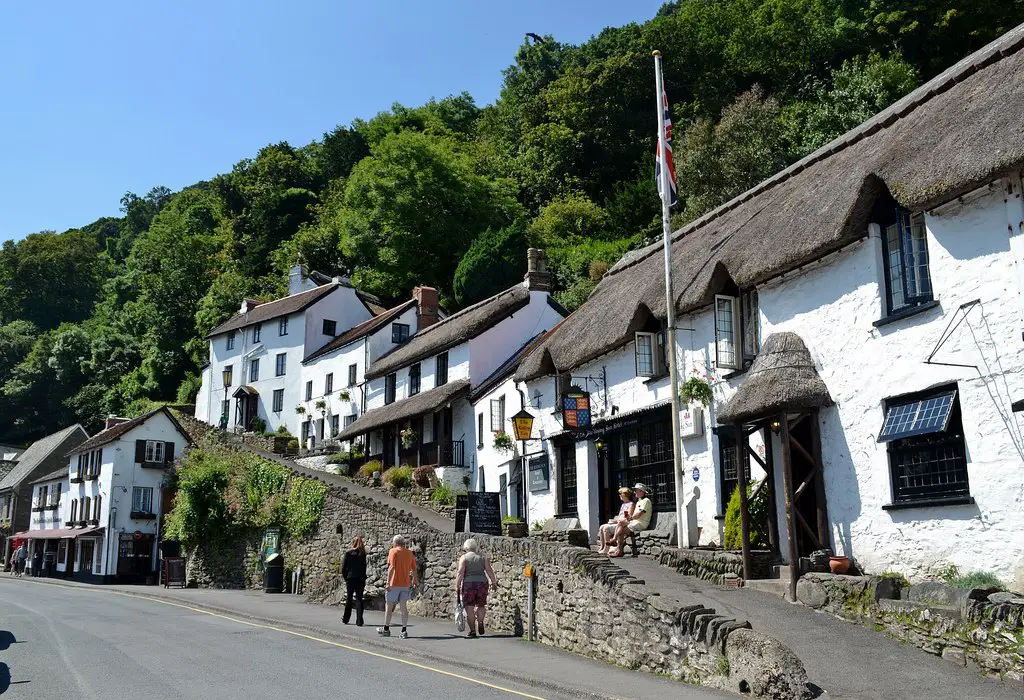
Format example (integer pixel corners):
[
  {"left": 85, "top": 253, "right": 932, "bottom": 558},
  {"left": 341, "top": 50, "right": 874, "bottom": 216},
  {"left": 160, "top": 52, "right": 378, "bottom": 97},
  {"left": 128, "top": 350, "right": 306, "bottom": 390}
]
[
  {"left": 187, "top": 481, "right": 810, "bottom": 698},
  {"left": 797, "top": 573, "right": 1024, "bottom": 685}
]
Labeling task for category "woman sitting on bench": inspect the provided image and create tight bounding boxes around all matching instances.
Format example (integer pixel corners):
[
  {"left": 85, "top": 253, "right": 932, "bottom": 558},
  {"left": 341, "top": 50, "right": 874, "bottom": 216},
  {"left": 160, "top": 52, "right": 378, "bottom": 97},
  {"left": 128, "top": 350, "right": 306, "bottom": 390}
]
[
  {"left": 610, "top": 483, "right": 652, "bottom": 557},
  {"left": 597, "top": 487, "right": 635, "bottom": 555}
]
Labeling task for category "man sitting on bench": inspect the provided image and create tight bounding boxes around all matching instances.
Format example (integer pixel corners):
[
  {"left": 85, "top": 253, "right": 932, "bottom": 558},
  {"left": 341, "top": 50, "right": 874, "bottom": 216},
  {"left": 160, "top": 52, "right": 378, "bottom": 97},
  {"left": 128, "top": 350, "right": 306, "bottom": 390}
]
[{"left": 610, "top": 483, "right": 652, "bottom": 557}]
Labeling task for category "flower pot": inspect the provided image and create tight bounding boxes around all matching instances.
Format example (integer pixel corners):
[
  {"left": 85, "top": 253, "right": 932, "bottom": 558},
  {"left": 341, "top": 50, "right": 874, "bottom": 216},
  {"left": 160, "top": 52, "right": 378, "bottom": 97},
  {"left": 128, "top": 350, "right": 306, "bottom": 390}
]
[
  {"left": 829, "top": 556, "right": 851, "bottom": 574},
  {"left": 504, "top": 522, "right": 528, "bottom": 539}
]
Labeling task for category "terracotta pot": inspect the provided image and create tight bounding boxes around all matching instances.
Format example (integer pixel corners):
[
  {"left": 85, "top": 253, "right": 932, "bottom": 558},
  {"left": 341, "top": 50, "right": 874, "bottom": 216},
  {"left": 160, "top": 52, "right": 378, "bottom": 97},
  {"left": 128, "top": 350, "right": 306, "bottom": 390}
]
[{"left": 829, "top": 556, "right": 851, "bottom": 574}]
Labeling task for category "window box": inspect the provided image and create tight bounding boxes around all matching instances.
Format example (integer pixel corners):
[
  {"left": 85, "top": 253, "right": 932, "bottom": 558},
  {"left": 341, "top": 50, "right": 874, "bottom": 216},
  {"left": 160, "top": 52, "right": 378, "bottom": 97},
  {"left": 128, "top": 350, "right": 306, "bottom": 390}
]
[
  {"left": 130, "top": 511, "right": 157, "bottom": 520},
  {"left": 141, "top": 461, "right": 167, "bottom": 470},
  {"left": 31, "top": 506, "right": 44, "bottom": 513},
  {"left": 75, "top": 520, "right": 87, "bottom": 528},
  {"left": 85, "top": 472, "right": 99, "bottom": 481},
  {"left": 44, "top": 504, "right": 59, "bottom": 511},
  {"left": 70, "top": 475, "right": 84, "bottom": 484},
  {"left": 87, "top": 519, "right": 99, "bottom": 527},
  {"left": 64, "top": 520, "right": 74, "bottom": 527}
]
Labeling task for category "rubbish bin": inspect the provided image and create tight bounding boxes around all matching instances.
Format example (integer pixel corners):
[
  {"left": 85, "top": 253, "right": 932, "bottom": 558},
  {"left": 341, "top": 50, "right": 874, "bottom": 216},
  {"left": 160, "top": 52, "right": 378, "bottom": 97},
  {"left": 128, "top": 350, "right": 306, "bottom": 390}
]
[{"left": 264, "top": 553, "right": 284, "bottom": 593}]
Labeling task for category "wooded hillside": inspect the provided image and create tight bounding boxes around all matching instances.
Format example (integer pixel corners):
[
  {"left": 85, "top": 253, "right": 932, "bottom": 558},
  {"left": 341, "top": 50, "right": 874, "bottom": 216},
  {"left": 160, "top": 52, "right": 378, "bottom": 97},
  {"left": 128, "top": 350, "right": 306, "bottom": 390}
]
[{"left": 2, "top": 0, "right": 1020, "bottom": 443}]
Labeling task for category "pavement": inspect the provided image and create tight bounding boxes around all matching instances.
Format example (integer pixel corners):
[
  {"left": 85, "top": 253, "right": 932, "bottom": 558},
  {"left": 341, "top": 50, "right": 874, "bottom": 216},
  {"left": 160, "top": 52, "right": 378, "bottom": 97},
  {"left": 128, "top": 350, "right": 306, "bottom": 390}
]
[
  {"left": 612, "top": 556, "right": 1022, "bottom": 700},
  {"left": 0, "top": 575, "right": 731, "bottom": 700}
]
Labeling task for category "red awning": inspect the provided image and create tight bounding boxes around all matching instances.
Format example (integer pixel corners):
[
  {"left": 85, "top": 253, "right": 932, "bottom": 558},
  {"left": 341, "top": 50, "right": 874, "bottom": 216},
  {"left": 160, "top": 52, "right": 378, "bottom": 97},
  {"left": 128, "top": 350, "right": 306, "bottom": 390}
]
[{"left": 13, "top": 526, "right": 105, "bottom": 539}]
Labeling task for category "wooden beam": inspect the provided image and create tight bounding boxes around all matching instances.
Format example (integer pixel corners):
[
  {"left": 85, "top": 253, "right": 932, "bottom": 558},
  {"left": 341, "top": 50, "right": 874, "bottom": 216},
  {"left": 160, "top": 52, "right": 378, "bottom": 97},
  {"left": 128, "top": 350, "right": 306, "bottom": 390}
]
[
  {"left": 779, "top": 413, "right": 800, "bottom": 602},
  {"left": 811, "top": 411, "right": 830, "bottom": 551},
  {"left": 794, "top": 507, "right": 821, "bottom": 550},
  {"left": 789, "top": 435, "right": 816, "bottom": 468},
  {"left": 746, "top": 446, "right": 768, "bottom": 471},
  {"left": 737, "top": 427, "right": 753, "bottom": 581},
  {"left": 763, "top": 427, "right": 779, "bottom": 552},
  {"left": 789, "top": 412, "right": 810, "bottom": 431}
]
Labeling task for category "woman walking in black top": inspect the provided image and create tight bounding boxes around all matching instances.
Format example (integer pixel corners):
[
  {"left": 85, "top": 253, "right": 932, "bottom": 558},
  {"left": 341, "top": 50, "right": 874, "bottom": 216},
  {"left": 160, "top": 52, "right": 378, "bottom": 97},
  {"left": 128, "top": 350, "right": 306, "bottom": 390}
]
[{"left": 341, "top": 536, "right": 367, "bottom": 626}]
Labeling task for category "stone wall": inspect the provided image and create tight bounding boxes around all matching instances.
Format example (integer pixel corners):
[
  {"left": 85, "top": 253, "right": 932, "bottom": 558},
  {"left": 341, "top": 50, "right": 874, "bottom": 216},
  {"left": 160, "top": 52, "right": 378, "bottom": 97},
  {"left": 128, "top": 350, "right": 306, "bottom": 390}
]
[
  {"left": 797, "top": 573, "right": 1024, "bottom": 685},
  {"left": 188, "top": 481, "right": 810, "bottom": 698},
  {"left": 659, "top": 547, "right": 775, "bottom": 584},
  {"left": 528, "top": 528, "right": 590, "bottom": 548}
]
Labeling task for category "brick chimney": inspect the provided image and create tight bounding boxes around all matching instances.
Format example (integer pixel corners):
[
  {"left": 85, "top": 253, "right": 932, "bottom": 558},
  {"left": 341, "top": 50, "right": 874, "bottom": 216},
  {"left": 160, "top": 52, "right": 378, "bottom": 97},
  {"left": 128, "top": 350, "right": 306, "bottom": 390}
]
[
  {"left": 104, "top": 416, "right": 129, "bottom": 430},
  {"left": 524, "top": 248, "right": 552, "bottom": 292},
  {"left": 413, "top": 286, "right": 440, "bottom": 330}
]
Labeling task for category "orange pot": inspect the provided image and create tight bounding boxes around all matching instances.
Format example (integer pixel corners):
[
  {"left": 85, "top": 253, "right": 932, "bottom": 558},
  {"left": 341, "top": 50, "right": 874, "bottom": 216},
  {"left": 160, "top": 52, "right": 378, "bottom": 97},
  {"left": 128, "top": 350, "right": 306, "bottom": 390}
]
[{"left": 829, "top": 556, "right": 851, "bottom": 574}]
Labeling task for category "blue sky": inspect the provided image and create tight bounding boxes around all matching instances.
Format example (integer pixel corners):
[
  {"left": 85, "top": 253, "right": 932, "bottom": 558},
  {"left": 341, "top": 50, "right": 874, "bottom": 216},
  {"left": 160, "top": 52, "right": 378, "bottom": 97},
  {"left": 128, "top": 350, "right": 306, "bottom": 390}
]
[{"left": 0, "top": 1, "right": 666, "bottom": 243}]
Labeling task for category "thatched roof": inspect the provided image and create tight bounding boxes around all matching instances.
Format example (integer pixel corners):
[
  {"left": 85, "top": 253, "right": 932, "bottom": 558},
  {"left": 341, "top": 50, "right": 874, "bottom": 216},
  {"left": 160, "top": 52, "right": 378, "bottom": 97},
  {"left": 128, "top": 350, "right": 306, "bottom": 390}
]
[
  {"left": 517, "top": 24, "right": 1024, "bottom": 381},
  {"left": 717, "top": 333, "right": 832, "bottom": 424},
  {"left": 366, "top": 285, "right": 530, "bottom": 380},
  {"left": 335, "top": 379, "right": 471, "bottom": 441}
]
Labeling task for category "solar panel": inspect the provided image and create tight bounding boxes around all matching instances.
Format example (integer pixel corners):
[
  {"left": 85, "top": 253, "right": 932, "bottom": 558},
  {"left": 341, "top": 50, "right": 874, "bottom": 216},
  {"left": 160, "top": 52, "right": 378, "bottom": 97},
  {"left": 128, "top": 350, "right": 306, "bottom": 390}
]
[{"left": 878, "top": 391, "right": 957, "bottom": 443}]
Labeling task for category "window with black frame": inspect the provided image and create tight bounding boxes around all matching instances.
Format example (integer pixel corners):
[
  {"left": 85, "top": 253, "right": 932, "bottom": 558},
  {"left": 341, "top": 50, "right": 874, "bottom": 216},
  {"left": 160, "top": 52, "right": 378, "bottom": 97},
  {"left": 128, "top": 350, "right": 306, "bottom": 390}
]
[
  {"left": 881, "top": 208, "right": 933, "bottom": 315},
  {"left": 385, "top": 373, "right": 397, "bottom": 404},
  {"left": 717, "top": 426, "right": 750, "bottom": 513},
  {"left": 408, "top": 363, "right": 420, "bottom": 396},
  {"left": 558, "top": 443, "right": 578, "bottom": 515},
  {"left": 392, "top": 323, "right": 410, "bottom": 344},
  {"left": 436, "top": 352, "right": 448, "bottom": 386},
  {"left": 610, "top": 418, "right": 675, "bottom": 511},
  {"left": 879, "top": 385, "right": 970, "bottom": 507}
]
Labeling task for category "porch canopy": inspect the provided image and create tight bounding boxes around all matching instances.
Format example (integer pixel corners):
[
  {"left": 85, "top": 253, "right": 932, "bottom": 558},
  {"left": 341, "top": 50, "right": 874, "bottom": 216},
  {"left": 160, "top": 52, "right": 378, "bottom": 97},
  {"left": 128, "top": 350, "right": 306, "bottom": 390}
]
[
  {"left": 14, "top": 526, "right": 105, "bottom": 539},
  {"left": 718, "top": 332, "right": 832, "bottom": 424},
  {"left": 335, "top": 379, "right": 470, "bottom": 442},
  {"left": 232, "top": 385, "right": 258, "bottom": 398}
]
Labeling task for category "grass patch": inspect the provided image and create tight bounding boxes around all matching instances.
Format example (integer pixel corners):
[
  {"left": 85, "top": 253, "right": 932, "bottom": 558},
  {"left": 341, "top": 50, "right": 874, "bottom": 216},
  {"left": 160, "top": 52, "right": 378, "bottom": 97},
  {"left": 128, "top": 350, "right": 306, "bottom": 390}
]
[{"left": 937, "top": 563, "right": 1004, "bottom": 590}]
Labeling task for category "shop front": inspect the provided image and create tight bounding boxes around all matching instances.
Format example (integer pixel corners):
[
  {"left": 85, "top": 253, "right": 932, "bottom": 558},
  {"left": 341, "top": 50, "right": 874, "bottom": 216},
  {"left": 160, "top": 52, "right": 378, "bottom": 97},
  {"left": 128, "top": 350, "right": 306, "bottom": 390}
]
[{"left": 117, "top": 531, "right": 156, "bottom": 582}]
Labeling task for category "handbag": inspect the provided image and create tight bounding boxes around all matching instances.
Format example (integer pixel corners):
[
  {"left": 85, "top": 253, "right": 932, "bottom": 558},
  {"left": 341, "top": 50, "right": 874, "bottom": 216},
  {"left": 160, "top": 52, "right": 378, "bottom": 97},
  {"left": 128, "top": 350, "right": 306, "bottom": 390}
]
[{"left": 455, "top": 594, "right": 466, "bottom": 632}]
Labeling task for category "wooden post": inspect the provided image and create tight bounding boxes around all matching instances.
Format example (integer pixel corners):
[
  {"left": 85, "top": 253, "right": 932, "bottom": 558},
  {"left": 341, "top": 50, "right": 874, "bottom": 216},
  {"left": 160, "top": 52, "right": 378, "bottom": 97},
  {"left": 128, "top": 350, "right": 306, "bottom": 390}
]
[
  {"left": 763, "top": 425, "right": 780, "bottom": 553},
  {"left": 810, "top": 411, "right": 830, "bottom": 551},
  {"left": 736, "top": 426, "right": 753, "bottom": 581},
  {"left": 779, "top": 412, "right": 800, "bottom": 602}
]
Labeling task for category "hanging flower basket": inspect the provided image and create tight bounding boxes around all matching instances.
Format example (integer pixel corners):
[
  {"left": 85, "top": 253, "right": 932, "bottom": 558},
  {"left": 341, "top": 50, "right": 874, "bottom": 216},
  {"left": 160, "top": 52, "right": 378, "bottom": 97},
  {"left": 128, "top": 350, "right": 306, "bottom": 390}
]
[
  {"left": 338, "top": 389, "right": 351, "bottom": 402},
  {"left": 680, "top": 377, "right": 714, "bottom": 407},
  {"left": 493, "top": 430, "right": 515, "bottom": 454},
  {"left": 400, "top": 427, "right": 417, "bottom": 449},
  {"left": 314, "top": 399, "right": 327, "bottom": 412},
  {"left": 295, "top": 406, "right": 307, "bottom": 415}
]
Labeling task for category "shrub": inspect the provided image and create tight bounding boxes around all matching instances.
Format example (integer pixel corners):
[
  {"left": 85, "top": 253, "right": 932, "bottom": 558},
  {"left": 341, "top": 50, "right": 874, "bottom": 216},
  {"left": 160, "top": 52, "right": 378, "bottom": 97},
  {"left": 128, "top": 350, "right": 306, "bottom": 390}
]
[
  {"left": 937, "top": 563, "right": 1005, "bottom": 590},
  {"left": 413, "top": 465, "right": 436, "bottom": 488},
  {"left": 384, "top": 465, "right": 413, "bottom": 489},
  {"left": 723, "top": 480, "right": 770, "bottom": 550},
  {"left": 286, "top": 438, "right": 299, "bottom": 451},
  {"left": 879, "top": 570, "right": 909, "bottom": 589},
  {"left": 275, "top": 425, "right": 292, "bottom": 437},
  {"left": 358, "top": 460, "right": 382, "bottom": 479},
  {"left": 250, "top": 416, "right": 267, "bottom": 433},
  {"left": 502, "top": 516, "right": 523, "bottom": 525},
  {"left": 328, "top": 451, "right": 350, "bottom": 464},
  {"left": 431, "top": 482, "right": 456, "bottom": 505}
]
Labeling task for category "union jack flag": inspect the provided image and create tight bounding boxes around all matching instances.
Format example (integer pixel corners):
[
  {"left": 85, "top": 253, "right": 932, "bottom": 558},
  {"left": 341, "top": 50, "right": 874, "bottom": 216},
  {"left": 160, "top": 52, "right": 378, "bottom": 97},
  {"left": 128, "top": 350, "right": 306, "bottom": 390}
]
[{"left": 655, "top": 88, "right": 678, "bottom": 207}]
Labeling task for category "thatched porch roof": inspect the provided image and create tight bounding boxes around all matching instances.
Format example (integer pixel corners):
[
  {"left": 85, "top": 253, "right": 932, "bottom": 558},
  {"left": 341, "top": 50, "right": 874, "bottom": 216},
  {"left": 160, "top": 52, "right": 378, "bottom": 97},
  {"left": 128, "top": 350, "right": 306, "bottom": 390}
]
[{"left": 717, "top": 333, "right": 832, "bottom": 424}]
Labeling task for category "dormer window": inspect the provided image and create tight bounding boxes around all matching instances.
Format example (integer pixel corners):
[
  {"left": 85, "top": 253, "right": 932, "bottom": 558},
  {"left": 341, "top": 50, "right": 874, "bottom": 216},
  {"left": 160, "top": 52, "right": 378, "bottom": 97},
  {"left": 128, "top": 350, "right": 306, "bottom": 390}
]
[
  {"left": 882, "top": 209, "right": 932, "bottom": 314},
  {"left": 715, "top": 288, "right": 759, "bottom": 370},
  {"left": 634, "top": 332, "right": 667, "bottom": 378},
  {"left": 392, "top": 323, "right": 410, "bottom": 344}
]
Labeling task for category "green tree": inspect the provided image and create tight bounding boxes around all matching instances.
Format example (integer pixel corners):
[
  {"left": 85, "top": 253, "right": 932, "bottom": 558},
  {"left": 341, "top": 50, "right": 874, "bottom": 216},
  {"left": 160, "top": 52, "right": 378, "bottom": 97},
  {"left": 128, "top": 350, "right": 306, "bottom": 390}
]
[
  {"left": 340, "top": 130, "right": 522, "bottom": 298},
  {"left": 453, "top": 223, "right": 528, "bottom": 306}
]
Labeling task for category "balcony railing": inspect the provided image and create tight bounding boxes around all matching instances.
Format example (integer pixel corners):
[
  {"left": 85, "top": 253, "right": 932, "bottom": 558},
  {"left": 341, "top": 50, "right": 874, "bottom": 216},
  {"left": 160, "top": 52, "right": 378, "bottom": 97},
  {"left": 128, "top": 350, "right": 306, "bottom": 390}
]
[{"left": 420, "top": 440, "right": 465, "bottom": 467}]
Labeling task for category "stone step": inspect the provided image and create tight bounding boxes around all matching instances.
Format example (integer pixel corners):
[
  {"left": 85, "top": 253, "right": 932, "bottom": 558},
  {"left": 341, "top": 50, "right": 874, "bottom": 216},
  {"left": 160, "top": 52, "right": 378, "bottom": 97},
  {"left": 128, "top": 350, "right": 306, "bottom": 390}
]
[{"left": 744, "top": 577, "right": 793, "bottom": 600}]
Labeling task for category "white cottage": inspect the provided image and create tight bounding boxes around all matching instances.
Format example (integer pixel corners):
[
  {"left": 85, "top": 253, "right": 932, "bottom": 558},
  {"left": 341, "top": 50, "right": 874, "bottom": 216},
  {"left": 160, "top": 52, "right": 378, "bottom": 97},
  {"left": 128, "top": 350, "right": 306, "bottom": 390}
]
[
  {"left": 337, "top": 251, "right": 565, "bottom": 487},
  {"left": 195, "top": 264, "right": 384, "bottom": 437},
  {"left": 50, "top": 408, "right": 191, "bottom": 583},
  {"left": 513, "top": 25, "right": 1024, "bottom": 590}
]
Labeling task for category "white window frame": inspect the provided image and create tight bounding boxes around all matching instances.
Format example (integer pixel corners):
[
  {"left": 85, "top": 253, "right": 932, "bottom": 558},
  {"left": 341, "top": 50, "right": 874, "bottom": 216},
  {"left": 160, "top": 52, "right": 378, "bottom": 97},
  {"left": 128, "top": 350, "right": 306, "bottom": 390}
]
[
  {"left": 144, "top": 440, "right": 165, "bottom": 464},
  {"left": 715, "top": 295, "right": 741, "bottom": 370},
  {"left": 490, "top": 396, "right": 505, "bottom": 432},
  {"left": 634, "top": 332, "right": 657, "bottom": 377},
  {"left": 132, "top": 486, "right": 153, "bottom": 513}
]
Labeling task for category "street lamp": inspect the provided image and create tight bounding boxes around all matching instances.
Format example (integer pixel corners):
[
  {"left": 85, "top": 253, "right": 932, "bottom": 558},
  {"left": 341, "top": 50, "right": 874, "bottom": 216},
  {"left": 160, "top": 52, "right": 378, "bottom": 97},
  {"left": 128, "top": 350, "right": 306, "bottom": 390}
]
[
  {"left": 510, "top": 409, "right": 535, "bottom": 526},
  {"left": 221, "top": 368, "right": 232, "bottom": 430}
]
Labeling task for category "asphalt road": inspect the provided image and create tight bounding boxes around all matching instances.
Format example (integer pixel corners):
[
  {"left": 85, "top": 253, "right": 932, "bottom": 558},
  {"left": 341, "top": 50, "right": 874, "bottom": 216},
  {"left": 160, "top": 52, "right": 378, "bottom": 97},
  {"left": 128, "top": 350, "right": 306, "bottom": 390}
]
[{"left": 0, "top": 579, "right": 564, "bottom": 700}]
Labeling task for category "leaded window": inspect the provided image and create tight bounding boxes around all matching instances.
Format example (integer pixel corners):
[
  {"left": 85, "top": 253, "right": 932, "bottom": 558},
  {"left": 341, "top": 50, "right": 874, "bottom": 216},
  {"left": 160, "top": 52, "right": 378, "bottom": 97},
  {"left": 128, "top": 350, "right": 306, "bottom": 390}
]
[{"left": 883, "top": 210, "right": 933, "bottom": 314}]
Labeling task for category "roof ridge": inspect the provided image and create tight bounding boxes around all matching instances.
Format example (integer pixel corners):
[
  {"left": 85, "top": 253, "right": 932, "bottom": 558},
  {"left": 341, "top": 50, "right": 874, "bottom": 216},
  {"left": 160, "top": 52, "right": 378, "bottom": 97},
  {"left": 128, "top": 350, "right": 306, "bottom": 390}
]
[{"left": 608, "top": 23, "right": 1024, "bottom": 279}]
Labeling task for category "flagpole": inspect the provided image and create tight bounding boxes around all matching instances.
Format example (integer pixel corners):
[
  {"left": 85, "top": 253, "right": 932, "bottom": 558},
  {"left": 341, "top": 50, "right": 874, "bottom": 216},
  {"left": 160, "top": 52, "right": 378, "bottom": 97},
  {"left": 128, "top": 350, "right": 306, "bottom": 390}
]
[{"left": 653, "top": 50, "right": 688, "bottom": 551}]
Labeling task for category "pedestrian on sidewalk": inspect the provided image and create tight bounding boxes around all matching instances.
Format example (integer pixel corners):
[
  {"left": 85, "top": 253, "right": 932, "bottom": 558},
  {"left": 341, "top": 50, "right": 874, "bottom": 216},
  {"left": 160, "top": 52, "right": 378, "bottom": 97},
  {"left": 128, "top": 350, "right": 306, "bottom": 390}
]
[
  {"left": 341, "top": 536, "right": 367, "bottom": 626},
  {"left": 17, "top": 544, "right": 27, "bottom": 576},
  {"left": 377, "top": 535, "right": 418, "bottom": 639},
  {"left": 455, "top": 538, "right": 498, "bottom": 638}
]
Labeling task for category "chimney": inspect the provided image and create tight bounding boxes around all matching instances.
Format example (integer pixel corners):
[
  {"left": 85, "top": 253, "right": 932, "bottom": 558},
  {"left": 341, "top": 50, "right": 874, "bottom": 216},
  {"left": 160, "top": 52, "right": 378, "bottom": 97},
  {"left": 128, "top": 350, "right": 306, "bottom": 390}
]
[
  {"left": 239, "top": 298, "right": 262, "bottom": 314},
  {"left": 104, "top": 416, "right": 129, "bottom": 431},
  {"left": 524, "top": 248, "right": 552, "bottom": 292},
  {"left": 288, "top": 263, "right": 316, "bottom": 296},
  {"left": 413, "top": 286, "right": 440, "bottom": 330}
]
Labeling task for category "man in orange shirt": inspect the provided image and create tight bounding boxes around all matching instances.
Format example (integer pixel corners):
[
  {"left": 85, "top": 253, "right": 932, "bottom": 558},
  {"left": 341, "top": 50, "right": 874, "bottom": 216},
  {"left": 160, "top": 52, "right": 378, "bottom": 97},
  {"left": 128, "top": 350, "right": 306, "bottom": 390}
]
[{"left": 377, "top": 535, "right": 418, "bottom": 639}]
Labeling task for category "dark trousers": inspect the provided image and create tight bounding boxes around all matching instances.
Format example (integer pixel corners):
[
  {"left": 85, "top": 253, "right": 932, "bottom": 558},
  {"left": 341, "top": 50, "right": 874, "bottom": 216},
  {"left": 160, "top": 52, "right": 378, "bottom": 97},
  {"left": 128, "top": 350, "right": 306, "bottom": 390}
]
[{"left": 343, "top": 579, "right": 365, "bottom": 625}]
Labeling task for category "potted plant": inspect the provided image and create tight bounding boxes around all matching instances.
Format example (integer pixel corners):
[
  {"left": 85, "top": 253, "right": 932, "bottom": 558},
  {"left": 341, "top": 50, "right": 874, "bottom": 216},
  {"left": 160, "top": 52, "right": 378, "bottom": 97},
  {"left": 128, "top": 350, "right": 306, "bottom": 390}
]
[
  {"left": 503, "top": 517, "right": 527, "bottom": 538},
  {"left": 295, "top": 406, "right": 307, "bottom": 416},
  {"left": 338, "top": 389, "right": 351, "bottom": 402},
  {"left": 680, "top": 376, "right": 714, "bottom": 407},
  {"left": 400, "top": 427, "right": 417, "bottom": 449},
  {"left": 493, "top": 430, "right": 515, "bottom": 454}
]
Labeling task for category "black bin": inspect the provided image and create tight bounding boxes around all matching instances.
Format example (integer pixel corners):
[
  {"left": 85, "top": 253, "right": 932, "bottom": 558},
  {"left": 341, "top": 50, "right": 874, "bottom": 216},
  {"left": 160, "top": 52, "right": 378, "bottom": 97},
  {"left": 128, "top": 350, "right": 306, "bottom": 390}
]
[{"left": 264, "top": 553, "right": 284, "bottom": 593}]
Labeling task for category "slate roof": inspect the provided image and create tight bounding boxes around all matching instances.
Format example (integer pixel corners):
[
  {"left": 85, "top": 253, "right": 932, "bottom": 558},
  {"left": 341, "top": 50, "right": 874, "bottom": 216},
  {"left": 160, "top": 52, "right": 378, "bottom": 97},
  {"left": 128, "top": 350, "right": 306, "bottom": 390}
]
[
  {"left": 29, "top": 466, "right": 69, "bottom": 485},
  {"left": 303, "top": 299, "right": 417, "bottom": 364},
  {"left": 0, "top": 425, "right": 87, "bottom": 491},
  {"left": 205, "top": 283, "right": 343, "bottom": 337},
  {"left": 334, "top": 379, "right": 471, "bottom": 441},
  {"left": 517, "top": 24, "right": 1024, "bottom": 381},
  {"left": 366, "top": 285, "right": 531, "bottom": 380},
  {"left": 69, "top": 407, "right": 189, "bottom": 455}
]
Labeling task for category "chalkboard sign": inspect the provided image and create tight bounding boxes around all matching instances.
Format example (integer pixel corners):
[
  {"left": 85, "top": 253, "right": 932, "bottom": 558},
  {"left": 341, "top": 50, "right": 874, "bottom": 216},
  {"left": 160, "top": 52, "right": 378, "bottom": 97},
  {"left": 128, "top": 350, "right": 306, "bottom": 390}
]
[
  {"left": 163, "top": 556, "right": 186, "bottom": 588},
  {"left": 467, "top": 492, "right": 502, "bottom": 536}
]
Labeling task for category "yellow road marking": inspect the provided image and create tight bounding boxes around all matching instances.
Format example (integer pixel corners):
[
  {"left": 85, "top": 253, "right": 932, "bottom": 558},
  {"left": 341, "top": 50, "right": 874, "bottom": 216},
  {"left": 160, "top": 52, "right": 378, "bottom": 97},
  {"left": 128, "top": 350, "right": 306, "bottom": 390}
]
[{"left": 3, "top": 579, "right": 547, "bottom": 699}]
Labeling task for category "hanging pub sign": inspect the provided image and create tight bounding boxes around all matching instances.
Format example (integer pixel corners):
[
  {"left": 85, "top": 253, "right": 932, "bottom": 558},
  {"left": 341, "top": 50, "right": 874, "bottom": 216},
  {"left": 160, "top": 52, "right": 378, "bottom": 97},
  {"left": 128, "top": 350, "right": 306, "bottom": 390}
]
[
  {"left": 511, "top": 409, "right": 535, "bottom": 441},
  {"left": 562, "top": 391, "right": 592, "bottom": 430}
]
